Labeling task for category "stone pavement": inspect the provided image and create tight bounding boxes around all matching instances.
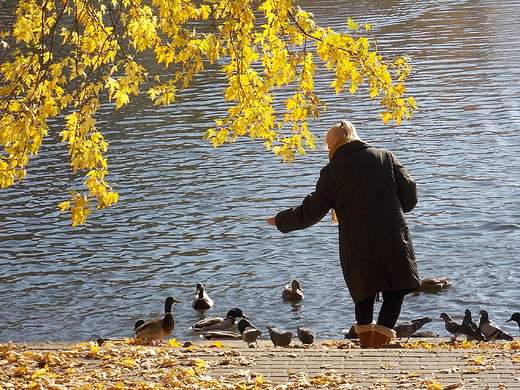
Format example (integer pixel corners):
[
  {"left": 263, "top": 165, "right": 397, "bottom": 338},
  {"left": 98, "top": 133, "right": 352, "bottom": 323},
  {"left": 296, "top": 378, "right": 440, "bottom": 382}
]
[{"left": 4, "top": 338, "right": 520, "bottom": 389}]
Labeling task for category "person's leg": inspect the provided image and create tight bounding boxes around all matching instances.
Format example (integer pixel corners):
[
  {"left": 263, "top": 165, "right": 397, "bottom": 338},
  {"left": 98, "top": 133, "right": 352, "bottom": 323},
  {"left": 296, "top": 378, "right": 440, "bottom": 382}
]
[
  {"left": 353, "top": 294, "right": 376, "bottom": 348},
  {"left": 371, "top": 290, "right": 406, "bottom": 348}
]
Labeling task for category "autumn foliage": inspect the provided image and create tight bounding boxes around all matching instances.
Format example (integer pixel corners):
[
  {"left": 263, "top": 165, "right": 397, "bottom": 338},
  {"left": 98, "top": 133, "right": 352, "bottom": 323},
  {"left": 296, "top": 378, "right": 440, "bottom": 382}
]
[{"left": 0, "top": 0, "right": 416, "bottom": 226}]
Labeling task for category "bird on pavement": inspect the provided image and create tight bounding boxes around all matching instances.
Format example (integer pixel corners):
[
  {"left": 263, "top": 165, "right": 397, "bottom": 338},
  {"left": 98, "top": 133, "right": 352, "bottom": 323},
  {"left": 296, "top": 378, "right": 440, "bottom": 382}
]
[
  {"left": 440, "top": 312, "right": 464, "bottom": 341},
  {"left": 135, "top": 297, "right": 181, "bottom": 344},
  {"left": 191, "top": 282, "right": 214, "bottom": 310},
  {"left": 461, "top": 309, "right": 485, "bottom": 341},
  {"left": 282, "top": 279, "right": 305, "bottom": 302},
  {"left": 191, "top": 308, "right": 248, "bottom": 332},
  {"left": 478, "top": 310, "right": 514, "bottom": 341},
  {"left": 239, "top": 319, "right": 262, "bottom": 348},
  {"left": 266, "top": 325, "right": 293, "bottom": 347},
  {"left": 506, "top": 312, "right": 520, "bottom": 332},
  {"left": 297, "top": 326, "right": 316, "bottom": 346},
  {"left": 394, "top": 317, "right": 433, "bottom": 341}
]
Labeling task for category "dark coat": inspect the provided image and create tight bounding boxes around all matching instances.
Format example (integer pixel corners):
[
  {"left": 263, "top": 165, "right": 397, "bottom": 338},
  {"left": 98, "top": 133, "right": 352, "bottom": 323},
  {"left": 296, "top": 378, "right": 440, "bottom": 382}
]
[{"left": 275, "top": 140, "right": 420, "bottom": 303}]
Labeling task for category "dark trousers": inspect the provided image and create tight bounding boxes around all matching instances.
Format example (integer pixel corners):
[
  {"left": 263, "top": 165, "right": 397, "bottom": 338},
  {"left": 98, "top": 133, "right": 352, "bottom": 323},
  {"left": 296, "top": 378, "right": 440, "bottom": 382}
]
[{"left": 355, "top": 289, "right": 406, "bottom": 329}]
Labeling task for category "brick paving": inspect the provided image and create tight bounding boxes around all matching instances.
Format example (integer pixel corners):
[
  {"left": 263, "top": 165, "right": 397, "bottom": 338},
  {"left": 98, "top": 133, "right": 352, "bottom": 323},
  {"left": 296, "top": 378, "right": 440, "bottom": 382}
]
[{"left": 9, "top": 338, "right": 520, "bottom": 389}]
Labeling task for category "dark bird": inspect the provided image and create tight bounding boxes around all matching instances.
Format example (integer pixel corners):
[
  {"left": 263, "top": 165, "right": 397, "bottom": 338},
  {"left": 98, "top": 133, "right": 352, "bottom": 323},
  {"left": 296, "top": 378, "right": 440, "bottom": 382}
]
[
  {"left": 461, "top": 309, "right": 485, "bottom": 341},
  {"left": 506, "top": 312, "right": 520, "bottom": 332},
  {"left": 478, "top": 310, "right": 514, "bottom": 341},
  {"left": 191, "top": 308, "right": 248, "bottom": 332},
  {"left": 440, "top": 312, "right": 464, "bottom": 341},
  {"left": 240, "top": 319, "right": 262, "bottom": 348},
  {"left": 394, "top": 317, "right": 433, "bottom": 341},
  {"left": 135, "top": 297, "right": 181, "bottom": 344},
  {"left": 282, "top": 280, "right": 305, "bottom": 301},
  {"left": 266, "top": 324, "right": 293, "bottom": 347},
  {"left": 417, "top": 278, "right": 451, "bottom": 294},
  {"left": 134, "top": 320, "right": 145, "bottom": 330},
  {"left": 192, "top": 282, "right": 214, "bottom": 310},
  {"left": 297, "top": 326, "right": 316, "bottom": 346}
]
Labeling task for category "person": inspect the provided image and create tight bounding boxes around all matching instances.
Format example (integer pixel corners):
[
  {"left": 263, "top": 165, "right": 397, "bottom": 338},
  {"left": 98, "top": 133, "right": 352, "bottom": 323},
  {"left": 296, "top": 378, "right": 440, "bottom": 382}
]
[{"left": 266, "top": 120, "right": 420, "bottom": 348}]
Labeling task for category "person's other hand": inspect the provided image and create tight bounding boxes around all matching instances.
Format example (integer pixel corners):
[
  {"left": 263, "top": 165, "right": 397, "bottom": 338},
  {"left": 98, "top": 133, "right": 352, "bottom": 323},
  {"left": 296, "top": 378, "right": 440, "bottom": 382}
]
[{"left": 266, "top": 217, "right": 276, "bottom": 226}]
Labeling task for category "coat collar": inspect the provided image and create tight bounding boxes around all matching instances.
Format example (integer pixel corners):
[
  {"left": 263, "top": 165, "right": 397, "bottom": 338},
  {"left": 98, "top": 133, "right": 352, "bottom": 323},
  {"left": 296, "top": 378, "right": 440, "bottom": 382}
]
[{"left": 330, "top": 140, "right": 372, "bottom": 161}]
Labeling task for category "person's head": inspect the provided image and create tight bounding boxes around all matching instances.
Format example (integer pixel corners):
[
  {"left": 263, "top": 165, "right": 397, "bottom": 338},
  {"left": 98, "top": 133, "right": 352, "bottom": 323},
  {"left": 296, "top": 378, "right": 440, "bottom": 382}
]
[{"left": 323, "top": 120, "right": 360, "bottom": 150}]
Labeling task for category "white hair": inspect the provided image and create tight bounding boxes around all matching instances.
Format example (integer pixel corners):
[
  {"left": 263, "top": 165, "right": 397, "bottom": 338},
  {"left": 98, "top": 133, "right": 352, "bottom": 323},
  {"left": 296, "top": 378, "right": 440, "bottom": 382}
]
[{"left": 323, "top": 120, "right": 359, "bottom": 149}]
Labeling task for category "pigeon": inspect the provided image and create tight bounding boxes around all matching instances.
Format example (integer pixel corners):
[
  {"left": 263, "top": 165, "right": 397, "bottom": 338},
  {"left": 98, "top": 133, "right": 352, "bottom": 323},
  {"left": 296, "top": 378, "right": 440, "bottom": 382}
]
[
  {"left": 239, "top": 319, "right": 262, "bottom": 348},
  {"left": 478, "top": 310, "right": 514, "bottom": 341},
  {"left": 440, "top": 312, "right": 464, "bottom": 341},
  {"left": 461, "top": 309, "right": 485, "bottom": 341},
  {"left": 135, "top": 297, "right": 181, "bottom": 344},
  {"left": 191, "top": 282, "right": 214, "bottom": 310},
  {"left": 282, "top": 280, "right": 305, "bottom": 301},
  {"left": 266, "top": 325, "right": 293, "bottom": 347},
  {"left": 394, "top": 317, "right": 433, "bottom": 341},
  {"left": 506, "top": 312, "right": 520, "bottom": 332},
  {"left": 297, "top": 326, "right": 316, "bottom": 346}
]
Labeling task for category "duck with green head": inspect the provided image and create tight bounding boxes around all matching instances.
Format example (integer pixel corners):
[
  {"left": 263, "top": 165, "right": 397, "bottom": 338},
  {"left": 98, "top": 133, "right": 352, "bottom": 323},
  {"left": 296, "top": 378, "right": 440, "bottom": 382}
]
[
  {"left": 135, "top": 296, "right": 181, "bottom": 344},
  {"left": 191, "top": 308, "right": 248, "bottom": 332},
  {"left": 506, "top": 312, "right": 520, "bottom": 332}
]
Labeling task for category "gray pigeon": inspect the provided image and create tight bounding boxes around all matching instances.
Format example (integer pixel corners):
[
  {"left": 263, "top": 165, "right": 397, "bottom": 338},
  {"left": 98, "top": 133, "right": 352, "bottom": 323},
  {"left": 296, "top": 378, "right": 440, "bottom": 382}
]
[
  {"left": 297, "top": 326, "right": 316, "bottom": 346},
  {"left": 461, "top": 309, "right": 484, "bottom": 341},
  {"left": 266, "top": 325, "right": 293, "bottom": 347},
  {"left": 239, "top": 319, "right": 262, "bottom": 348},
  {"left": 440, "top": 312, "right": 464, "bottom": 341},
  {"left": 478, "top": 310, "right": 514, "bottom": 341},
  {"left": 394, "top": 317, "right": 433, "bottom": 341}
]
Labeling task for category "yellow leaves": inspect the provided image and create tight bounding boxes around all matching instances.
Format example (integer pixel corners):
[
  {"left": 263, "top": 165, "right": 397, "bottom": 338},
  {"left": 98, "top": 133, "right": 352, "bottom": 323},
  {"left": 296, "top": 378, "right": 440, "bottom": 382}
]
[
  {"left": 169, "top": 339, "right": 181, "bottom": 348},
  {"left": 2, "top": 0, "right": 416, "bottom": 225}
]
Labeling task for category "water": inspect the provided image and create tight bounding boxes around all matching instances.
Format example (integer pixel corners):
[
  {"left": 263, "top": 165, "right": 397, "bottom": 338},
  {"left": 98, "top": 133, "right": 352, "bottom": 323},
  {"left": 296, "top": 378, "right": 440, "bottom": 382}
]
[{"left": 1, "top": 0, "right": 520, "bottom": 343}]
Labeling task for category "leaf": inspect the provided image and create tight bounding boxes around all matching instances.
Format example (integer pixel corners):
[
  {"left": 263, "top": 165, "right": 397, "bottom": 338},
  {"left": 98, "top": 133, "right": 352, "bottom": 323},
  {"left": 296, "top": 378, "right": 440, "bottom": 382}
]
[
  {"left": 346, "top": 17, "right": 359, "bottom": 30},
  {"left": 169, "top": 338, "right": 181, "bottom": 347}
]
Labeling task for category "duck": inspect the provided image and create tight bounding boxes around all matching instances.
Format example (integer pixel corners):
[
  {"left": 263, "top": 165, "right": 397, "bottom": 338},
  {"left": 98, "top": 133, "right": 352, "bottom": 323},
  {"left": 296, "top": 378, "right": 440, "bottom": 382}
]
[
  {"left": 506, "top": 312, "right": 520, "bottom": 332},
  {"left": 201, "top": 319, "right": 255, "bottom": 340},
  {"left": 192, "top": 282, "right": 214, "bottom": 310},
  {"left": 135, "top": 296, "right": 181, "bottom": 344},
  {"left": 191, "top": 308, "right": 248, "bottom": 332},
  {"left": 417, "top": 278, "right": 451, "bottom": 294},
  {"left": 282, "top": 280, "right": 305, "bottom": 301}
]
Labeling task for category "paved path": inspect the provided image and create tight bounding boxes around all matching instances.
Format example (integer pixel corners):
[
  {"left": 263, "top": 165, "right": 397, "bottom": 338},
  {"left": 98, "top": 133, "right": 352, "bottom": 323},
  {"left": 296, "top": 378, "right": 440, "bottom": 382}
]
[{"left": 2, "top": 339, "right": 520, "bottom": 389}]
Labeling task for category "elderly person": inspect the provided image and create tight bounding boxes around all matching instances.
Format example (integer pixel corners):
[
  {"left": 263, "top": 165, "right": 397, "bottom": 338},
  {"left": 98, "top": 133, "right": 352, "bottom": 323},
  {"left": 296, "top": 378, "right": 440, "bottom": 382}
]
[{"left": 267, "top": 120, "right": 420, "bottom": 348}]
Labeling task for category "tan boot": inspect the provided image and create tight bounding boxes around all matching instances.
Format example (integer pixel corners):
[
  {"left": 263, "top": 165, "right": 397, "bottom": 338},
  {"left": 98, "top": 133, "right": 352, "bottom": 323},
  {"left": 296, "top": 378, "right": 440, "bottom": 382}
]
[
  {"left": 371, "top": 324, "right": 396, "bottom": 348},
  {"left": 354, "top": 322, "right": 375, "bottom": 348}
]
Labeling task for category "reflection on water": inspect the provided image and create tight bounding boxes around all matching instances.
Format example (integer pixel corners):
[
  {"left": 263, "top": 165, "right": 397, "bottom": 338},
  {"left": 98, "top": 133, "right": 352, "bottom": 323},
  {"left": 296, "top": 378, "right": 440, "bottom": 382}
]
[{"left": 1, "top": 0, "right": 520, "bottom": 342}]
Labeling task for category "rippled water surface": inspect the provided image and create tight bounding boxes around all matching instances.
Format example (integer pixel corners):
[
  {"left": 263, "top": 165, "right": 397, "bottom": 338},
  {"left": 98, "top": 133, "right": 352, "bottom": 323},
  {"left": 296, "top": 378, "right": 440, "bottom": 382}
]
[{"left": 1, "top": 0, "right": 520, "bottom": 342}]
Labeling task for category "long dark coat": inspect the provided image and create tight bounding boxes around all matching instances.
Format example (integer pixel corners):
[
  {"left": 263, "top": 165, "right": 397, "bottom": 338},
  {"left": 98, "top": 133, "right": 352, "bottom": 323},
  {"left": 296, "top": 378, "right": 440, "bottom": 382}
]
[{"left": 275, "top": 140, "right": 420, "bottom": 303}]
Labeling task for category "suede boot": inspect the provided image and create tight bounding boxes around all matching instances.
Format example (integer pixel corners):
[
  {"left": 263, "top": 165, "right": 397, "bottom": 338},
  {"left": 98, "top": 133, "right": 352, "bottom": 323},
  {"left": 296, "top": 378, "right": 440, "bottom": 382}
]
[
  {"left": 353, "top": 322, "right": 375, "bottom": 349},
  {"left": 371, "top": 324, "right": 396, "bottom": 348}
]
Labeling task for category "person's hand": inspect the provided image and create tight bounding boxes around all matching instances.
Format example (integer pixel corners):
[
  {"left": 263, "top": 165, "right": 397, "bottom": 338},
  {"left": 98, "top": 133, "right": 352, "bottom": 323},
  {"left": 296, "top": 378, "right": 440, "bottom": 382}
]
[{"left": 266, "top": 217, "right": 276, "bottom": 226}]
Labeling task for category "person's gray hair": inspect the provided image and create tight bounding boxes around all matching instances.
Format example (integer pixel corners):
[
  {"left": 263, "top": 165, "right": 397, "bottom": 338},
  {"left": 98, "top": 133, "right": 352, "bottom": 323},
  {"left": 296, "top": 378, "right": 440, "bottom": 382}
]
[{"left": 323, "top": 120, "right": 360, "bottom": 149}]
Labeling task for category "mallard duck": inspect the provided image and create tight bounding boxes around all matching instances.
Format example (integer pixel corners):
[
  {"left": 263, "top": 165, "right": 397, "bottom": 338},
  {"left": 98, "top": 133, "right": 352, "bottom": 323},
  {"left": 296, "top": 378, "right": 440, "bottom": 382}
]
[
  {"left": 135, "top": 296, "right": 181, "bottom": 344},
  {"left": 192, "top": 282, "right": 214, "bottom": 310},
  {"left": 191, "top": 308, "right": 248, "bottom": 332},
  {"left": 417, "top": 278, "right": 451, "bottom": 293},
  {"left": 506, "top": 312, "right": 520, "bottom": 331},
  {"left": 282, "top": 280, "right": 305, "bottom": 301}
]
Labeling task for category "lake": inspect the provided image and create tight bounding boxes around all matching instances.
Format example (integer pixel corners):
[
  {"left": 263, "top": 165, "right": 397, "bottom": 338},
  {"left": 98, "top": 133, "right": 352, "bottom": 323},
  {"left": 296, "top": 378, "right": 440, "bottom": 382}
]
[{"left": 1, "top": 0, "right": 519, "bottom": 342}]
